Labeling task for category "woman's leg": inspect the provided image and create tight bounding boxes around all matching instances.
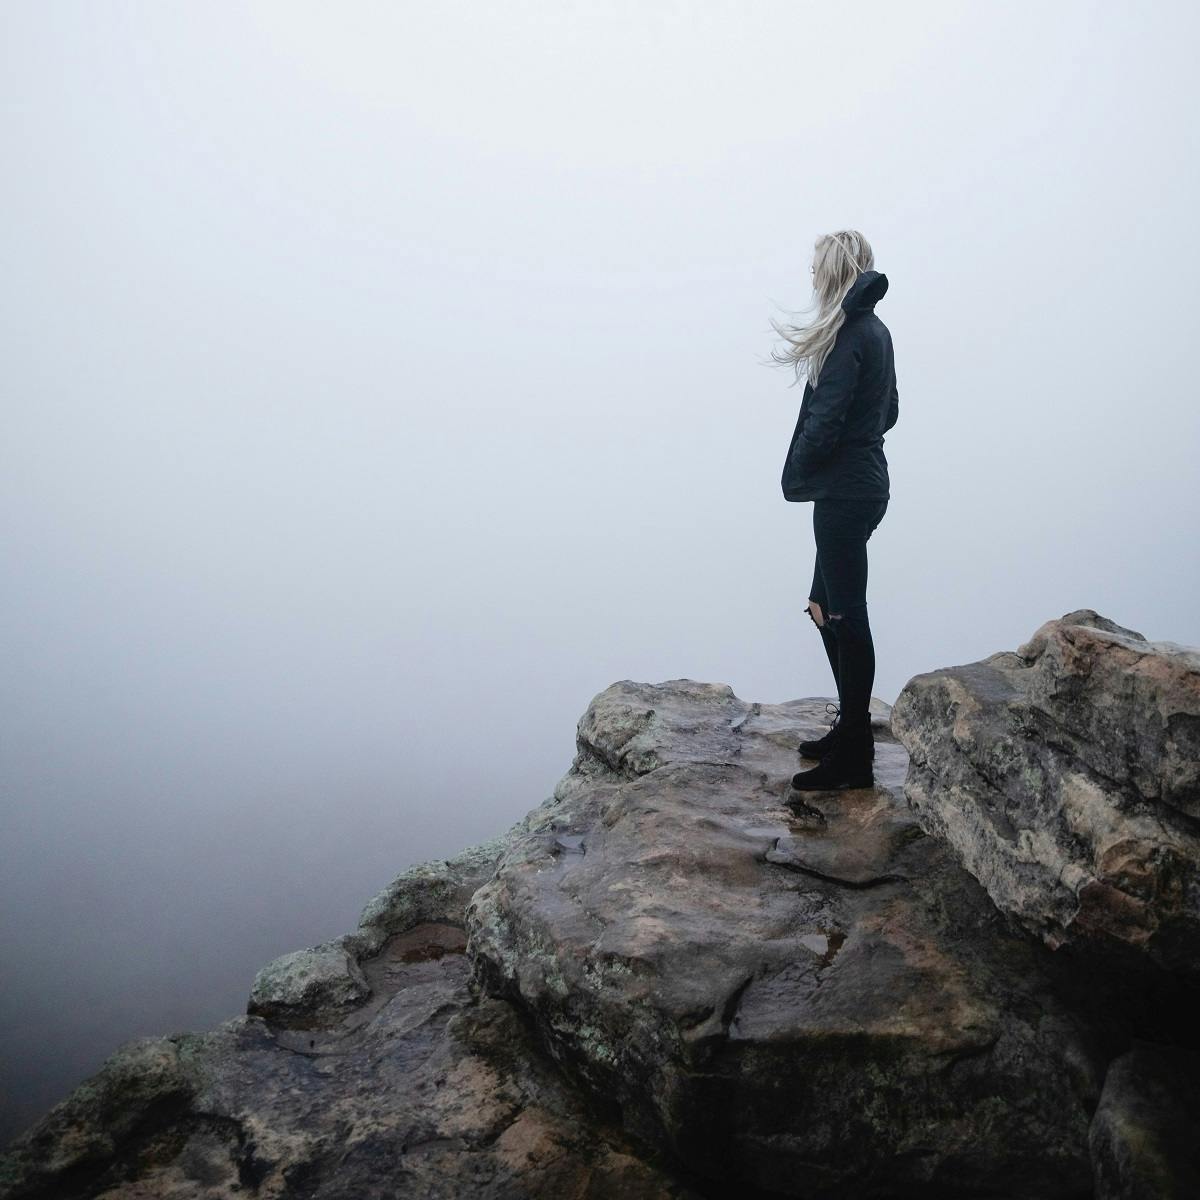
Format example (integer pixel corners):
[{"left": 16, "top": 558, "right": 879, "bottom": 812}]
[
  {"left": 812, "top": 498, "right": 888, "bottom": 730},
  {"left": 806, "top": 552, "right": 841, "bottom": 700}
]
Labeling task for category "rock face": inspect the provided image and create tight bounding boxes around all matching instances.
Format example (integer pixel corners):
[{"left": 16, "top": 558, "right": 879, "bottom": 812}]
[
  {"left": 465, "top": 681, "right": 1106, "bottom": 1199},
  {"left": 4, "top": 618, "right": 1199, "bottom": 1199},
  {"left": 890, "top": 609, "right": 1200, "bottom": 985}
]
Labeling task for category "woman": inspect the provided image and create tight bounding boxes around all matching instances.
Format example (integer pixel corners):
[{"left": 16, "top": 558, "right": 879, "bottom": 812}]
[{"left": 771, "top": 230, "right": 898, "bottom": 792}]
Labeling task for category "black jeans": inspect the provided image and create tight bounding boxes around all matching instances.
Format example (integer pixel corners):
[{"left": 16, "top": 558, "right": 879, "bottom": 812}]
[{"left": 805, "top": 496, "right": 888, "bottom": 729}]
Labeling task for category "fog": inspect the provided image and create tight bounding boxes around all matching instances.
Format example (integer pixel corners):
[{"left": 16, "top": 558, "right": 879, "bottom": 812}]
[{"left": 3, "top": 0, "right": 1197, "bottom": 1141}]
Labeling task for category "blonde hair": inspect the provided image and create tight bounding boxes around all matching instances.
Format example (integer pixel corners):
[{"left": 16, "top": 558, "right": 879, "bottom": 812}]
[{"left": 766, "top": 230, "right": 876, "bottom": 388}]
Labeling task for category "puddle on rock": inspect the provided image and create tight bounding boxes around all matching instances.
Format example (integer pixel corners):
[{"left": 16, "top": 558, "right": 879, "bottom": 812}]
[{"left": 390, "top": 922, "right": 467, "bottom": 963}]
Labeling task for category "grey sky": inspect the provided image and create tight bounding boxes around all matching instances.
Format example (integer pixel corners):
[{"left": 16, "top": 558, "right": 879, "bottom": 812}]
[{"left": 3, "top": 0, "right": 1197, "bottom": 1140}]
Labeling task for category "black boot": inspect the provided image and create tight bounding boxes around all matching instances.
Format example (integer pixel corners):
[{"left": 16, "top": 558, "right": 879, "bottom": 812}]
[
  {"left": 798, "top": 702, "right": 842, "bottom": 759},
  {"left": 790, "top": 717, "right": 874, "bottom": 791},
  {"left": 798, "top": 703, "right": 876, "bottom": 761}
]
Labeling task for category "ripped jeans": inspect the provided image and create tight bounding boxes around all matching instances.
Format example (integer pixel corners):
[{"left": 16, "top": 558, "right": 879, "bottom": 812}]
[{"left": 805, "top": 496, "right": 888, "bottom": 729}]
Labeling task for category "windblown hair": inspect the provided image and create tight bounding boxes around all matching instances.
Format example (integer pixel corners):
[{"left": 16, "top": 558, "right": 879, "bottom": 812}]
[{"left": 767, "top": 230, "right": 875, "bottom": 388}]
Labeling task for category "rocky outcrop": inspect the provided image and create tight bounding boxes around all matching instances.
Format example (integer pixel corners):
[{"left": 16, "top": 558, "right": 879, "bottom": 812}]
[
  {"left": 890, "top": 609, "right": 1200, "bottom": 985},
  {"left": 4, "top": 619, "right": 1199, "bottom": 1198},
  {"left": 0, "top": 824, "right": 697, "bottom": 1200},
  {"left": 465, "top": 681, "right": 1105, "bottom": 1198}
]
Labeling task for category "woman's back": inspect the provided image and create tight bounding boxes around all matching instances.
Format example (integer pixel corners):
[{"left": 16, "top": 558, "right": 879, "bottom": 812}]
[{"left": 781, "top": 270, "right": 898, "bottom": 502}]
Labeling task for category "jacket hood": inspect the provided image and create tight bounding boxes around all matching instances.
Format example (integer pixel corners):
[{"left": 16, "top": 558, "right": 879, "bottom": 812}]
[{"left": 841, "top": 269, "right": 888, "bottom": 316}]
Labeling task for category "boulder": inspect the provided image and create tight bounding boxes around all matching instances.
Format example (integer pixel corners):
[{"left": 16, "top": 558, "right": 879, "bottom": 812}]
[
  {"left": 466, "top": 680, "right": 1105, "bottom": 1198},
  {"left": 890, "top": 609, "right": 1200, "bottom": 985}
]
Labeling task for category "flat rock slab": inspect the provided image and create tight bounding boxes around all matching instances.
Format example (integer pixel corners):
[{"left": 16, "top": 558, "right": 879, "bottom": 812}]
[
  {"left": 466, "top": 680, "right": 1105, "bottom": 1199},
  {"left": 891, "top": 609, "right": 1200, "bottom": 983}
]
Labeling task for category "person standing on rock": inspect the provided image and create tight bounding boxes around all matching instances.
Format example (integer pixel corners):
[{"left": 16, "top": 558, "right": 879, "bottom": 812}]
[{"left": 770, "top": 229, "right": 897, "bottom": 792}]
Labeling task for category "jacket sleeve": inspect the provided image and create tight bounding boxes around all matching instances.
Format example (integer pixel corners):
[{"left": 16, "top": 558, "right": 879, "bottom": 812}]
[{"left": 789, "top": 329, "right": 862, "bottom": 475}]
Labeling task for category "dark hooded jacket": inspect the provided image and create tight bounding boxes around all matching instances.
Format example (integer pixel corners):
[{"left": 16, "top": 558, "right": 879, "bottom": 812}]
[{"left": 780, "top": 269, "right": 898, "bottom": 502}]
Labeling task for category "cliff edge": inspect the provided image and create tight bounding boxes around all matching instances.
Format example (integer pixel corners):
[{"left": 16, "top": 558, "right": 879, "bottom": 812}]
[{"left": 2, "top": 610, "right": 1197, "bottom": 1199}]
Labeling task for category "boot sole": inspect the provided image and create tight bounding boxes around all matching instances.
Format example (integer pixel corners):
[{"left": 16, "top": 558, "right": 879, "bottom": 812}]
[{"left": 789, "top": 777, "right": 874, "bottom": 792}]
